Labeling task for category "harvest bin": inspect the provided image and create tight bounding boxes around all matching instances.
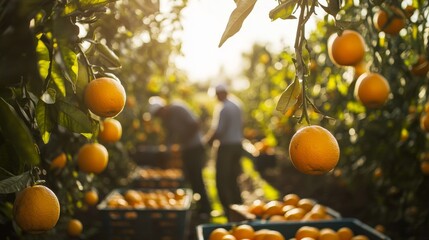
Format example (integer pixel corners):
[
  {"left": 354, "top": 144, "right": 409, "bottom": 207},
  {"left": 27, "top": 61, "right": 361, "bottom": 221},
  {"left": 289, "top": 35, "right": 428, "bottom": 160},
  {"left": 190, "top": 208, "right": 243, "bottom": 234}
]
[
  {"left": 196, "top": 218, "right": 391, "bottom": 240},
  {"left": 97, "top": 188, "right": 193, "bottom": 240}
]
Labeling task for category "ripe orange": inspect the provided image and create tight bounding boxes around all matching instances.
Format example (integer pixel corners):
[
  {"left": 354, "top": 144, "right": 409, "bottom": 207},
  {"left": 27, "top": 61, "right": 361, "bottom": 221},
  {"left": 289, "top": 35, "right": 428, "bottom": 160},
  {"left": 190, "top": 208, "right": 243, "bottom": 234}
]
[
  {"left": 50, "top": 152, "right": 67, "bottom": 169},
  {"left": 420, "top": 114, "right": 429, "bottom": 131},
  {"left": 13, "top": 185, "right": 60, "bottom": 233},
  {"left": 67, "top": 219, "right": 83, "bottom": 236},
  {"left": 262, "top": 200, "right": 284, "bottom": 217},
  {"left": 297, "top": 198, "right": 316, "bottom": 212},
  {"left": 248, "top": 199, "right": 265, "bottom": 216},
  {"left": 253, "top": 229, "right": 285, "bottom": 240},
  {"left": 282, "top": 193, "right": 300, "bottom": 206},
  {"left": 350, "top": 235, "right": 369, "bottom": 240},
  {"left": 354, "top": 72, "right": 390, "bottom": 109},
  {"left": 77, "top": 143, "right": 109, "bottom": 174},
  {"left": 222, "top": 234, "right": 237, "bottom": 240},
  {"left": 232, "top": 224, "right": 254, "bottom": 239},
  {"left": 209, "top": 228, "right": 229, "bottom": 240},
  {"left": 353, "top": 61, "right": 368, "bottom": 79},
  {"left": 84, "top": 190, "right": 99, "bottom": 206},
  {"left": 411, "top": 56, "right": 429, "bottom": 77},
  {"left": 98, "top": 118, "right": 122, "bottom": 144},
  {"left": 374, "top": 6, "right": 406, "bottom": 35},
  {"left": 328, "top": 30, "right": 366, "bottom": 66},
  {"left": 284, "top": 207, "right": 306, "bottom": 220},
  {"left": 295, "top": 226, "right": 320, "bottom": 240},
  {"left": 337, "top": 227, "right": 354, "bottom": 240},
  {"left": 84, "top": 77, "right": 126, "bottom": 118},
  {"left": 319, "top": 228, "right": 340, "bottom": 240},
  {"left": 420, "top": 161, "right": 429, "bottom": 175},
  {"left": 289, "top": 125, "right": 340, "bottom": 175}
]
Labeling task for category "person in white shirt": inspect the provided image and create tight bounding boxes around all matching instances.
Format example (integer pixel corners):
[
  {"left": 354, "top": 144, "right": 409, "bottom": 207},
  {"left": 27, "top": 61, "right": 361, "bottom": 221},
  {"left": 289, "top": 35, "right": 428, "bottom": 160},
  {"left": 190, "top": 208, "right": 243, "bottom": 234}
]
[{"left": 204, "top": 84, "right": 244, "bottom": 220}]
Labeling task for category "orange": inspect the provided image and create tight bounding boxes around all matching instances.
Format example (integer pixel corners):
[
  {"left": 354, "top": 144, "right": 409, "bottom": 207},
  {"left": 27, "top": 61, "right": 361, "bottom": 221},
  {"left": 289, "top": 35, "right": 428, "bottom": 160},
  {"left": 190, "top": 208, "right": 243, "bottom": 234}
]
[
  {"left": 222, "top": 235, "right": 237, "bottom": 240},
  {"left": 411, "top": 56, "right": 429, "bottom": 77},
  {"left": 374, "top": 6, "right": 406, "bottom": 35},
  {"left": 124, "top": 190, "right": 143, "bottom": 205},
  {"left": 84, "top": 190, "right": 99, "bottom": 206},
  {"left": 77, "top": 143, "right": 109, "bottom": 174},
  {"left": 295, "top": 226, "right": 320, "bottom": 240},
  {"left": 374, "top": 224, "right": 385, "bottom": 233},
  {"left": 319, "top": 228, "right": 339, "bottom": 240},
  {"left": 262, "top": 200, "right": 284, "bottom": 217},
  {"left": 13, "top": 185, "right": 60, "bottom": 233},
  {"left": 67, "top": 219, "right": 83, "bottom": 236},
  {"left": 248, "top": 199, "right": 265, "bottom": 216},
  {"left": 232, "top": 224, "right": 254, "bottom": 239},
  {"left": 328, "top": 30, "right": 366, "bottom": 66},
  {"left": 98, "top": 118, "right": 122, "bottom": 144},
  {"left": 253, "top": 229, "right": 285, "bottom": 240},
  {"left": 404, "top": 5, "right": 416, "bottom": 18},
  {"left": 209, "top": 228, "right": 229, "bottom": 240},
  {"left": 296, "top": 198, "right": 316, "bottom": 212},
  {"left": 354, "top": 72, "right": 390, "bottom": 109},
  {"left": 420, "top": 114, "right": 429, "bottom": 132},
  {"left": 289, "top": 125, "right": 340, "bottom": 175},
  {"left": 353, "top": 61, "right": 368, "bottom": 79},
  {"left": 337, "top": 227, "right": 354, "bottom": 240},
  {"left": 350, "top": 235, "right": 369, "bottom": 240},
  {"left": 50, "top": 152, "right": 67, "bottom": 169},
  {"left": 420, "top": 161, "right": 429, "bottom": 175},
  {"left": 282, "top": 193, "right": 300, "bottom": 206},
  {"left": 284, "top": 207, "right": 306, "bottom": 220},
  {"left": 84, "top": 77, "right": 126, "bottom": 118}
]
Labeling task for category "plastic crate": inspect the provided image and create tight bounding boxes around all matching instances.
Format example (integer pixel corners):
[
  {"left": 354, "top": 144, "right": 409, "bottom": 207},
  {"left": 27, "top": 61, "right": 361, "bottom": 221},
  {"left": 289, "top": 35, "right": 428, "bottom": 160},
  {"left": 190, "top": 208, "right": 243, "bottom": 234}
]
[
  {"left": 196, "top": 218, "right": 391, "bottom": 240},
  {"left": 131, "top": 167, "right": 185, "bottom": 188},
  {"left": 97, "top": 188, "right": 193, "bottom": 240}
]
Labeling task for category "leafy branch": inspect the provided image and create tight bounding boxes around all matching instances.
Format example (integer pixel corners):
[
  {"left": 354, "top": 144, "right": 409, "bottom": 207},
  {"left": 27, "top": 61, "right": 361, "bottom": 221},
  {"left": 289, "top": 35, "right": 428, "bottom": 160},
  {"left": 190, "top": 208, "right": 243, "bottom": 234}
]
[{"left": 218, "top": 0, "right": 343, "bottom": 124}]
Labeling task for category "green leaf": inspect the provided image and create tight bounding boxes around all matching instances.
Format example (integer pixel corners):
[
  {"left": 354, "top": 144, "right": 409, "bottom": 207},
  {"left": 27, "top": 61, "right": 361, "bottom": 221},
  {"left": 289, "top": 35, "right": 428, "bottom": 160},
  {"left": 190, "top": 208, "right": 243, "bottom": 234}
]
[
  {"left": 0, "top": 98, "right": 40, "bottom": 168},
  {"left": 36, "top": 35, "right": 51, "bottom": 81},
  {"left": 63, "top": 0, "right": 114, "bottom": 16},
  {"left": 275, "top": 78, "right": 302, "bottom": 113},
  {"left": 36, "top": 100, "right": 53, "bottom": 144},
  {"left": 95, "top": 42, "right": 121, "bottom": 68},
  {"left": 218, "top": 0, "right": 257, "bottom": 47},
  {"left": 53, "top": 16, "right": 78, "bottom": 91},
  {"left": 56, "top": 100, "right": 93, "bottom": 136},
  {"left": 0, "top": 171, "right": 32, "bottom": 194},
  {"left": 269, "top": 0, "right": 298, "bottom": 21}
]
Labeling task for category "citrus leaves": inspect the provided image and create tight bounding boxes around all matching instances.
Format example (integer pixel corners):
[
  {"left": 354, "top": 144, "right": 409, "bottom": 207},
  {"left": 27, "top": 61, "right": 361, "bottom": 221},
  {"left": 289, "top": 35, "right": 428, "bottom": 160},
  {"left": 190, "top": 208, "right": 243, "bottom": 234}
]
[
  {"left": 219, "top": 0, "right": 301, "bottom": 47},
  {"left": 269, "top": 0, "right": 298, "bottom": 21},
  {"left": 218, "top": 0, "right": 257, "bottom": 47},
  {"left": 276, "top": 78, "right": 302, "bottom": 114},
  {"left": 0, "top": 98, "right": 40, "bottom": 174}
]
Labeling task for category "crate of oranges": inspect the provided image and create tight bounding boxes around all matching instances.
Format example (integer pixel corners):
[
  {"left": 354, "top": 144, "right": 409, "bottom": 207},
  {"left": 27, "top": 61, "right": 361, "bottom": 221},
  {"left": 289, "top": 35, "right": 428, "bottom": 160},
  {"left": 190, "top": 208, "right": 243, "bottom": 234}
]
[
  {"left": 229, "top": 193, "right": 341, "bottom": 222},
  {"left": 97, "top": 188, "right": 193, "bottom": 240},
  {"left": 196, "top": 218, "right": 391, "bottom": 240},
  {"left": 131, "top": 167, "right": 185, "bottom": 188}
]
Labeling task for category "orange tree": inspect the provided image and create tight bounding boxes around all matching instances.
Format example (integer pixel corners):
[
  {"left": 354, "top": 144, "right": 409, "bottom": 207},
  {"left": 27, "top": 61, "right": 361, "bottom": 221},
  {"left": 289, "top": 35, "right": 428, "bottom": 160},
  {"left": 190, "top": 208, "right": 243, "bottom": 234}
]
[
  {"left": 90, "top": 0, "right": 191, "bottom": 153},
  {"left": 0, "top": 0, "right": 138, "bottom": 238},
  {"left": 228, "top": 0, "right": 429, "bottom": 239}
]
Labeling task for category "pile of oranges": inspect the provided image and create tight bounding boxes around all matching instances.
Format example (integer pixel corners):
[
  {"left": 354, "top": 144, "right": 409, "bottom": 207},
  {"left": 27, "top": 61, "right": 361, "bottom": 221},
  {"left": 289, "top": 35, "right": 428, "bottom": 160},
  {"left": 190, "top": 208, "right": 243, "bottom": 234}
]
[
  {"left": 238, "top": 193, "right": 335, "bottom": 222},
  {"left": 104, "top": 188, "right": 189, "bottom": 209},
  {"left": 207, "top": 224, "right": 372, "bottom": 240},
  {"left": 208, "top": 224, "right": 284, "bottom": 240},
  {"left": 293, "top": 225, "right": 370, "bottom": 240}
]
